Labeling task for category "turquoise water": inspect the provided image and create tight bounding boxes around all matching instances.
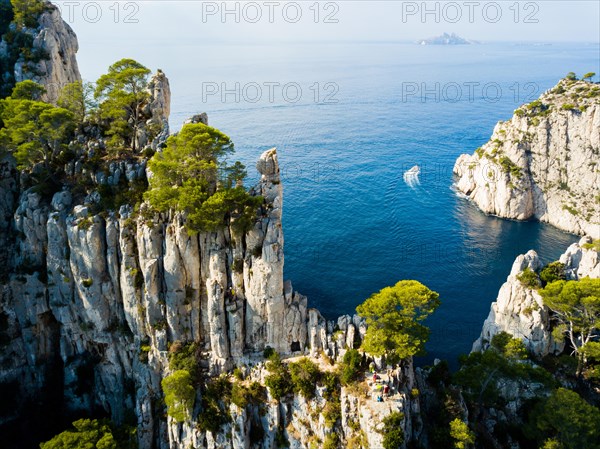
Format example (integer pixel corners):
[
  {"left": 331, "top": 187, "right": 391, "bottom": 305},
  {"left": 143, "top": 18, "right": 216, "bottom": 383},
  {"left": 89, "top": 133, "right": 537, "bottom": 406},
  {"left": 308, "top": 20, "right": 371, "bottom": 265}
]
[{"left": 160, "top": 42, "right": 597, "bottom": 365}]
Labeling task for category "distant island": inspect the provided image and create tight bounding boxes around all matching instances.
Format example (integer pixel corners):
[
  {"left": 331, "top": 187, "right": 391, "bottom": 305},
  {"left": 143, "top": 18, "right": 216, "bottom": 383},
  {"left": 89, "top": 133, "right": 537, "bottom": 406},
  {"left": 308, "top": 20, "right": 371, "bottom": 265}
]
[{"left": 418, "top": 32, "right": 477, "bottom": 45}]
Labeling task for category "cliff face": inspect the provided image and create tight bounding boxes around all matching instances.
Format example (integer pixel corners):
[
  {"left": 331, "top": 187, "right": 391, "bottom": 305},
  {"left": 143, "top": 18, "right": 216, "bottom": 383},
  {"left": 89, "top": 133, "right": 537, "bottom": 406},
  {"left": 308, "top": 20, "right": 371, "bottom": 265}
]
[
  {"left": 454, "top": 79, "right": 600, "bottom": 238},
  {"left": 0, "top": 84, "right": 421, "bottom": 446},
  {"left": 169, "top": 359, "right": 422, "bottom": 449},
  {"left": 21, "top": 3, "right": 81, "bottom": 98},
  {"left": 0, "top": 5, "right": 425, "bottom": 444},
  {"left": 0, "top": 1, "right": 81, "bottom": 101},
  {"left": 472, "top": 236, "right": 600, "bottom": 358}
]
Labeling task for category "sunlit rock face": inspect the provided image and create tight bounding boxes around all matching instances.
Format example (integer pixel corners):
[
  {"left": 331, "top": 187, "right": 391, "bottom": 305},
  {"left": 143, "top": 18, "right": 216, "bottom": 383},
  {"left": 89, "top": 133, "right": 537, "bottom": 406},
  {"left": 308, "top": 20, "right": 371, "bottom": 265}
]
[
  {"left": 473, "top": 236, "right": 599, "bottom": 358},
  {"left": 0, "top": 89, "right": 402, "bottom": 446},
  {"left": 13, "top": 2, "right": 82, "bottom": 103},
  {"left": 454, "top": 79, "right": 600, "bottom": 239}
]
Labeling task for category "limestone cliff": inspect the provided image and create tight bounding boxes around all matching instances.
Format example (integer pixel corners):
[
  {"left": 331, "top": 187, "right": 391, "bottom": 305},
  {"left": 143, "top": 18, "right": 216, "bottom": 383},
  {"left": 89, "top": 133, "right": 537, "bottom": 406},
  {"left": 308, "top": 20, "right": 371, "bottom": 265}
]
[
  {"left": 0, "top": 96, "right": 421, "bottom": 447},
  {"left": 0, "top": 5, "right": 426, "bottom": 443},
  {"left": 472, "top": 236, "right": 600, "bottom": 358},
  {"left": 18, "top": 2, "right": 82, "bottom": 100},
  {"left": 0, "top": 1, "right": 81, "bottom": 101},
  {"left": 454, "top": 78, "right": 600, "bottom": 238},
  {"left": 168, "top": 358, "right": 422, "bottom": 449}
]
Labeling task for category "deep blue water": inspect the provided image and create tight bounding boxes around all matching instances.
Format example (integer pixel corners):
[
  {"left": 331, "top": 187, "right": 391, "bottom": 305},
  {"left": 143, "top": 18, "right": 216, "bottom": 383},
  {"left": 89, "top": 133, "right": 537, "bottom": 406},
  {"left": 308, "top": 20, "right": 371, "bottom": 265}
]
[{"left": 157, "top": 42, "right": 598, "bottom": 365}]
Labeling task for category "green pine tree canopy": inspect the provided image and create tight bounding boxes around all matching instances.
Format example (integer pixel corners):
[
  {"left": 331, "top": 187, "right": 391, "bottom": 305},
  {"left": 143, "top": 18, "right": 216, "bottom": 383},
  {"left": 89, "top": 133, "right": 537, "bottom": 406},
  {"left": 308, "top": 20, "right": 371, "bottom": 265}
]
[
  {"left": 144, "top": 122, "right": 263, "bottom": 234},
  {"left": 356, "top": 280, "right": 440, "bottom": 363}
]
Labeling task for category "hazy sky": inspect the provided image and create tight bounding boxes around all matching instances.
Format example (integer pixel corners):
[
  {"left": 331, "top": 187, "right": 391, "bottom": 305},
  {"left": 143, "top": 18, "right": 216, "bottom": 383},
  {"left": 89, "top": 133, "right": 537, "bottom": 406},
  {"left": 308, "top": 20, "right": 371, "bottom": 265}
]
[{"left": 53, "top": 1, "right": 599, "bottom": 79}]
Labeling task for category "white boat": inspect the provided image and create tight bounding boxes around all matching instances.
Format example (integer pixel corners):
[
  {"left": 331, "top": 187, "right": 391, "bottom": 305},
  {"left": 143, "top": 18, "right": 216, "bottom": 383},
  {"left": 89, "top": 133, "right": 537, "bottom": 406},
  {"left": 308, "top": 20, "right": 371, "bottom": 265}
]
[{"left": 405, "top": 165, "right": 420, "bottom": 175}]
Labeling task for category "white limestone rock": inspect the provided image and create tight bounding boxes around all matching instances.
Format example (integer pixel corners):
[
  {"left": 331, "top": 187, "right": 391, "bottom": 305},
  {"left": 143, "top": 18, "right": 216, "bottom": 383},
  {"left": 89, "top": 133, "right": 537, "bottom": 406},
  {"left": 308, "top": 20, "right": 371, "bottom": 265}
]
[
  {"left": 183, "top": 113, "right": 209, "bottom": 126},
  {"left": 201, "top": 229, "right": 232, "bottom": 371},
  {"left": 117, "top": 217, "right": 146, "bottom": 335},
  {"left": 147, "top": 70, "right": 171, "bottom": 124},
  {"left": 14, "top": 191, "right": 47, "bottom": 267},
  {"left": 244, "top": 148, "right": 287, "bottom": 352},
  {"left": 559, "top": 235, "right": 600, "bottom": 279},
  {"left": 163, "top": 215, "right": 201, "bottom": 342},
  {"left": 454, "top": 79, "right": 600, "bottom": 238},
  {"left": 15, "top": 3, "right": 81, "bottom": 103},
  {"left": 66, "top": 212, "right": 115, "bottom": 333},
  {"left": 473, "top": 237, "right": 600, "bottom": 357},
  {"left": 146, "top": 70, "right": 171, "bottom": 148}
]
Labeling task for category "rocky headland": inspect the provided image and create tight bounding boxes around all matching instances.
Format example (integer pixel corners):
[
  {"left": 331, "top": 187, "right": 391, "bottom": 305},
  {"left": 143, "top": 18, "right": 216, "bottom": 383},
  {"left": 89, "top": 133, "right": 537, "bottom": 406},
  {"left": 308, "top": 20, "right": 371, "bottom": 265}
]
[{"left": 454, "top": 78, "right": 600, "bottom": 238}]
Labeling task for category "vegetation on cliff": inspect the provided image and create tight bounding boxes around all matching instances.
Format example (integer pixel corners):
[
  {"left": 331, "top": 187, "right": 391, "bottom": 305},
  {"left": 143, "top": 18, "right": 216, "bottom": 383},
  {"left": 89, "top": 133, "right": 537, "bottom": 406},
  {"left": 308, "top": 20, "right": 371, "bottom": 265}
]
[
  {"left": 381, "top": 411, "right": 405, "bottom": 449},
  {"left": 421, "top": 330, "right": 600, "bottom": 449},
  {"left": 454, "top": 332, "right": 554, "bottom": 408},
  {"left": 144, "top": 122, "right": 262, "bottom": 233},
  {"left": 0, "top": 52, "right": 262, "bottom": 234},
  {"left": 526, "top": 388, "right": 600, "bottom": 449},
  {"left": 94, "top": 59, "right": 152, "bottom": 152},
  {"left": 0, "top": 81, "right": 75, "bottom": 169},
  {"left": 507, "top": 257, "right": 600, "bottom": 379},
  {"left": 426, "top": 246, "right": 600, "bottom": 449},
  {"left": 162, "top": 370, "right": 196, "bottom": 423},
  {"left": 540, "top": 277, "right": 600, "bottom": 376},
  {"left": 514, "top": 73, "right": 599, "bottom": 120},
  {"left": 449, "top": 418, "right": 475, "bottom": 449},
  {"left": 0, "top": 0, "right": 50, "bottom": 98}
]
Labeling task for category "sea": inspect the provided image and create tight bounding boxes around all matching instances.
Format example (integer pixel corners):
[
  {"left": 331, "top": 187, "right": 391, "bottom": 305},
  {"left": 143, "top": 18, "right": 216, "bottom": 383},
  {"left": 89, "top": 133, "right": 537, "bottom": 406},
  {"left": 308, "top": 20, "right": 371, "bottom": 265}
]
[{"left": 84, "top": 41, "right": 599, "bottom": 367}]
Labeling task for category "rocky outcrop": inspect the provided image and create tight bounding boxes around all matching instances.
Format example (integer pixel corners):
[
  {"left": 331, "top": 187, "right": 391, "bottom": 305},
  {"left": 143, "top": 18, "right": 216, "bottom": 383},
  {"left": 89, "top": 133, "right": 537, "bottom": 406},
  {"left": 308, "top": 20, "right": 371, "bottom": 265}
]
[
  {"left": 147, "top": 70, "right": 171, "bottom": 123},
  {"left": 454, "top": 79, "right": 600, "bottom": 238},
  {"left": 417, "top": 32, "right": 476, "bottom": 45},
  {"left": 14, "top": 2, "right": 82, "bottom": 102},
  {"left": 243, "top": 148, "right": 288, "bottom": 353},
  {"left": 1, "top": 131, "right": 415, "bottom": 447},
  {"left": 559, "top": 236, "right": 600, "bottom": 279},
  {"left": 0, "top": 6, "right": 418, "bottom": 447},
  {"left": 145, "top": 70, "right": 171, "bottom": 148},
  {"left": 460, "top": 238, "right": 598, "bottom": 449},
  {"left": 184, "top": 113, "right": 208, "bottom": 126},
  {"left": 473, "top": 236, "right": 599, "bottom": 357},
  {"left": 471, "top": 250, "right": 560, "bottom": 357},
  {"left": 168, "top": 358, "right": 421, "bottom": 449}
]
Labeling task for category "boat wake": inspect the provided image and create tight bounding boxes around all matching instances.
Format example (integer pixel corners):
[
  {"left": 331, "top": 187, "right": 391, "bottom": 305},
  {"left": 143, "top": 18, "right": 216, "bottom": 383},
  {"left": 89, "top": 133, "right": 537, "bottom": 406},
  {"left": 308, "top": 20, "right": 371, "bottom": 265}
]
[{"left": 403, "top": 165, "right": 421, "bottom": 189}]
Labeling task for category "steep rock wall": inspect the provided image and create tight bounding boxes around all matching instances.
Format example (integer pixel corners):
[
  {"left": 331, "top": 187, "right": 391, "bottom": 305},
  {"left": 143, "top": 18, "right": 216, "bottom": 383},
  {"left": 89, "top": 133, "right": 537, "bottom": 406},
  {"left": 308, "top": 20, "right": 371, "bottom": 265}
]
[
  {"left": 472, "top": 236, "right": 599, "bottom": 357},
  {"left": 12, "top": 2, "right": 82, "bottom": 101},
  {"left": 454, "top": 79, "right": 600, "bottom": 238},
  {"left": 1, "top": 139, "right": 419, "bottom": 448}
]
